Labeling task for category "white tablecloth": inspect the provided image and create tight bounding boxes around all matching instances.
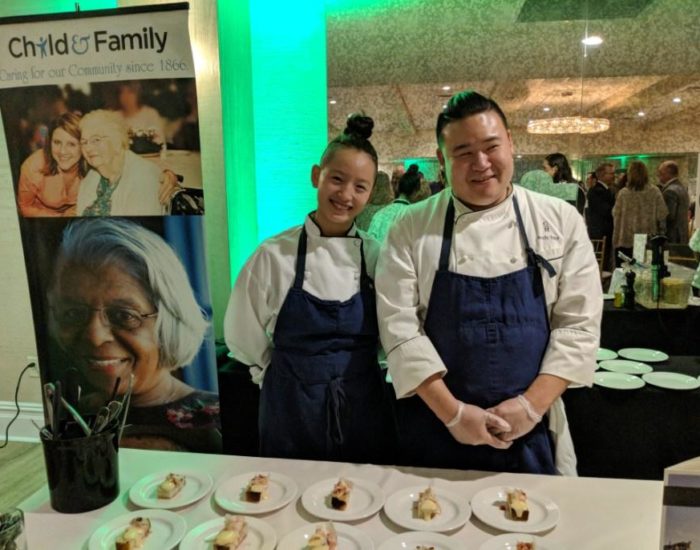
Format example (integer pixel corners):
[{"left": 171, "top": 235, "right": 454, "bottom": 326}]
[{"left": 20, "top": 448, "right": 663, "bottom": 549}]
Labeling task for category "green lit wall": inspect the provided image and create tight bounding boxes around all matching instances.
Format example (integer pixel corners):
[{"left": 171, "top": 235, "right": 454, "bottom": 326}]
[
  {"left": 0, "top": 0, "right": 114, "bottom": 17},
  {"left": 220, "top": 0, "right": 328, "bottom": 283}
]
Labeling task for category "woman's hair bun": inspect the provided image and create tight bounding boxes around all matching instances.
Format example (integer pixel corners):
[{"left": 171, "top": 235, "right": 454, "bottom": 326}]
[
  {"left": 344, "top": 113, "right": 374, "bottom": 140},
  {"left": 406, "top": 163, "right": 419, "bottom": 174}
]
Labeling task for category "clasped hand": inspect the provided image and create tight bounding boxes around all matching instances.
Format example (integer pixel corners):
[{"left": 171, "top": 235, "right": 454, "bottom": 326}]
[
  {"left": 486, "top": 396, "right": 538, "bottom": 442},
  {"left": 446, "top": 402, "right": 513, "bottom": 449}
]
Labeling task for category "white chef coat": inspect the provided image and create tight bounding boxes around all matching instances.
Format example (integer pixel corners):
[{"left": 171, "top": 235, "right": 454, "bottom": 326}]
[
  {"left": 375, "top": 186, "right": 602, "bottom": 476},
  {"left": 77, "top": 150, "right": 163, "bottom": 216},
  {"left": 224, "top": 215, "right": 381, "bottom": 385},
  {"left": 376, "top": 185, "right": 602, "bottom": 398}
]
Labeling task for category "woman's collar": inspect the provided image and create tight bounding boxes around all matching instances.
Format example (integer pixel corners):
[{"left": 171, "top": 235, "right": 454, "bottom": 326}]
[{"left": 305, "top": 212, "right": 358, "bottom": 237}]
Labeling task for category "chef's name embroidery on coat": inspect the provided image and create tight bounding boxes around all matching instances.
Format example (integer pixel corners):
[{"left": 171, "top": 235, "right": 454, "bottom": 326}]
[{"left": 536, "top": 220, "right": 560, "bottom": 241}]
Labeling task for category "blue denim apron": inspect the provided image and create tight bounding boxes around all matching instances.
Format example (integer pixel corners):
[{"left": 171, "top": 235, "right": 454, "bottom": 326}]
[
  {"left": 396, "top": 196, "right": 557, "bottom": 473},
  {"left": 259, "top": 227, "right": 393, "bottom": 463}
]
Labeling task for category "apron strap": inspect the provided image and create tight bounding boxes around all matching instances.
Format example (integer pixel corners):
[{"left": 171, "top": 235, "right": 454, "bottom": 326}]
[
  {"left": 293, "top": 227, "right": 308, "bottom": 289},
  {"left": 438, "top": 199, "right": 456, "bottom": 271},
  {"left": 326, "top": 377, "right": 346, "bottom": 448},
  {"left": 512, "top": 195, "right": 557, "bottom": 278},
  {"left": 358, "top": 237, "right": 374, "bottom": 290}
]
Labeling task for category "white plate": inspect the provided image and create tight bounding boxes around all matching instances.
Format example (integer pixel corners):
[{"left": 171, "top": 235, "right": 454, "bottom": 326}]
[
  {"left": 617, "top": 348, "right": 669, "bottom": 362},
  {"left": 87, "top": 509, "right": 186, "bottom": 550},
  {"left": 471, "top": 486, "right": 559, "bottom": 533},
  {"left": 215, "top": 471, "right": 298, "bottom": 514},
  {"left": 179, "top": 516, "right": 277, "bottom": 550},
  {"left": 479, "top": 533, "right": 553, "bottom": 550},
  {"left": 598, "top": 359, "right": 653, "bottom": 375},
  {"left": 129, "top": 469, "right": 213, "bottom": 509},
  {"left": 594, "top": 372, "right": 645, "bottom": 390},
  {"left": 302, "top": 477, "right": 384, "bottom": 521},
  {"left": 277, "top": 522, "right": 373, "bottom": 550},
  {"left": 642, "top": 372, "right": 700, "bottom": 390},
  {"left": 378, "top": 531, "right": 462, "bottom": 550},
  {"left": 384, "top": 485, "right": 471, "bottom": 532},
  {"left": 596, "top": 348, "right": 618, "bottom": 361}
]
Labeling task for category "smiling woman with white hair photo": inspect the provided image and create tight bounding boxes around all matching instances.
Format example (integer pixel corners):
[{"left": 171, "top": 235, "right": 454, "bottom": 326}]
[
  {"left": 77, "top": 109, "right": 167, "bottom": 216},
  {"left": 48, "top": 217, "right": 220, "bottom": 452}
]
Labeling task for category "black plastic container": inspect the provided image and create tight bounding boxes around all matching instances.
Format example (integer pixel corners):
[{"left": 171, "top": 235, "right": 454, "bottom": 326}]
[{"left": 40, "top": 422, "right": 119, "bottom": 513}]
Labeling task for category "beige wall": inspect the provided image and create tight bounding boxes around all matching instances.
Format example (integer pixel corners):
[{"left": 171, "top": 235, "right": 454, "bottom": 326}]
[
  {"left": 0, "top": 0, "right": 227, "bottom": 406},
  {"left": 0, "top": 130, "right": 40, "bottom": 404}
]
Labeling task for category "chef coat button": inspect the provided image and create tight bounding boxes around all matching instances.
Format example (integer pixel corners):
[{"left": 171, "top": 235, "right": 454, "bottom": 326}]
[
  {"left": 509, "top": 221, "right": 515, "bottom": 228},
  {"left": 510, "top": 257, "right": 517, "bottom": 264},
  {"left": 458, "top": 256, "right": 467, "bottom": 264},
  {"left": 354, "top": 240, "right": 360, "bottom": 247}
]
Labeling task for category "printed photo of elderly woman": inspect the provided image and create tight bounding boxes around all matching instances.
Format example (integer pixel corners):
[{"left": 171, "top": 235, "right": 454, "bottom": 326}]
[
  {"left": 1, "top": 79, "right": 204, "bottom": 217},
  {"left": 46, "top": 217, "right": 220, "bottom": 452}
]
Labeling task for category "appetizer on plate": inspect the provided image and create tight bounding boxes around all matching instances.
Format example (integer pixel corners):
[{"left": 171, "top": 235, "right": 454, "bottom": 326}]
[
  {"left": 415, "top": 486, "right": 441, "bottom": 520},
  {"left": 505, "top": 489, "right": 529, "bottom": 521},
  {"left": 115, "top": 517, "right": 151, "bottom": 550},
  {"left": 416, "top": 546, "right": 436, "bottom": 550},
  {"left": 307, "top": 524, "right": 337, "bottom": 550},
  {"left": 517, "top": 542, "right": 535, "bottom": 550},
  {"left": 213, "top": 515, "right": 248, "bottom": 550},
  {"left": 244, "top": 473, "right": 269, "bottom": 503},
  {"left": 156, "top": 473, "right": 186, "bottom": 499},
  {"left": 330, "top": 478, "right": 353, "bottom": 511}
]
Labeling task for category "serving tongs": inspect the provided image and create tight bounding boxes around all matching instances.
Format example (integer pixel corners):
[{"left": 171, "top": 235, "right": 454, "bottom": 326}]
[
  {"left": 92, "top": 400, "right": 123, "bottom": 434},
  {"left": 43, "top": 380, "right": 92, "bottom": 438}
]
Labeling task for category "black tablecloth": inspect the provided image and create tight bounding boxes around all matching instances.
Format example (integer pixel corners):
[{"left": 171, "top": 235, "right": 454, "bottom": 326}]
[
  {"left": 601, "top": 301, "right": 700, "bottom": 355},
  {"left": 563, "top": 355, "right": 700, "bottom": 480},
  {"left": 218, "top": 342, "right": 700, "bottom": 480}
]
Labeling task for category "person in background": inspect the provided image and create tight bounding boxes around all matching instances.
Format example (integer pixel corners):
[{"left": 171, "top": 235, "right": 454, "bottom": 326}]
[
  {"left": 689, "top": 225, "right": 700, "bottom": 297},
  {"left": 543, "top": 152, "right": 585, "bottom": 214},
  {"left": 611, "top": 161, "right": 667, "bottom": 266},
  {"left": 586, "top": 163, "right": 616, "bottom": 270},
  {"left": 390, "top": 164, "right": 406, "bottom": 196},
  {"left": 658, "top": 160, "right": 690, "bottom": 244},
  {"left": 115, "top": 81, "right": 166, "bottom": 147},
  {"left": 17, "top": 112, "right": 87, "bottom": 217},
  {"left": 224, "top": 114, "right": 394, "bottom": 464},
  {"left": 367, "top": 163, "right": 422, "bottom": 242},
  {"left": 585, "top": 171, "right": 596, "bottom": 190},
  {"left": 376, "top": 90, "right": 601, "bottom": 475},
  {"left": 48, "top": 218, "right": 219, "bottom": 452},
  {"left": 355, "top": 170, "right": 393, "bottom": 231}
]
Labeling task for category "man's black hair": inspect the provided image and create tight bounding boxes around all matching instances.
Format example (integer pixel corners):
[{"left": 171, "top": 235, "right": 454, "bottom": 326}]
[{"left": 436, "top": 90, "right": 509, "bottom": 147}]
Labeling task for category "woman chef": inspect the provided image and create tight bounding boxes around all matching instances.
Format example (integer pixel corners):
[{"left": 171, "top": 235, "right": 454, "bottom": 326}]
[{"left": 224, "top": 114, "right": 394, "bottom": 463}]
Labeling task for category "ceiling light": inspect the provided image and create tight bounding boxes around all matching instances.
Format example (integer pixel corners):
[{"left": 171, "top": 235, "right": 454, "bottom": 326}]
[
  {"left": 516, "top": 155, "right": 523, "bottom": 159},
  {"left": 638, "top": 111, "right": 645, "bottom": 117},
  {"left": 442, "top": 85, "right": 451, "bottom": 91},
  {"left": 672, "top": 97, "right": 681, "bottom": 104},
  {"left": 442, "top": 103, "right": 447, "bottom": 109},
  {"left": 581, "top": 36, "right": 603, "bottom": 46},
  {"left": 543, "top": 107, "right": 551, "bottom": 112},
  {"left": 527, "top": 116, "right": 610, "bottom": 135},
  {"left": 329, "top": 99, "right": 337, "bottom": 105}
]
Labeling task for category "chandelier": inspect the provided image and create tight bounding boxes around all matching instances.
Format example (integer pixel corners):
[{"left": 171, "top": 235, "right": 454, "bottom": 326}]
[{"left": 527, "top": 116, "right": 610, "bottom": 135}]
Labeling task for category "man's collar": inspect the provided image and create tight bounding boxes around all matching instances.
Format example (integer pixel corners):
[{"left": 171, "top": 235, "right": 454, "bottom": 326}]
[
  {"left": 596, "top": 180, "right": 609, "bottom": 190},
  {"left": 451, "top": 186, "right": 513, "bottom": 219}
]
